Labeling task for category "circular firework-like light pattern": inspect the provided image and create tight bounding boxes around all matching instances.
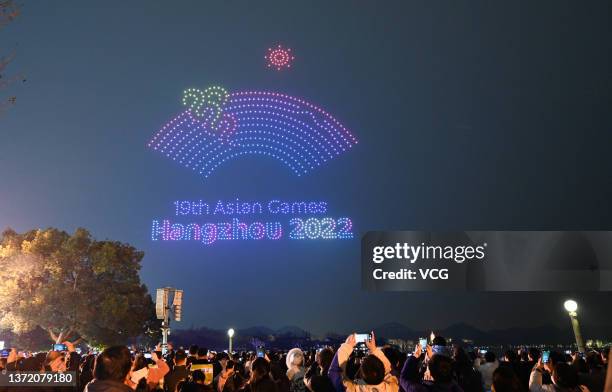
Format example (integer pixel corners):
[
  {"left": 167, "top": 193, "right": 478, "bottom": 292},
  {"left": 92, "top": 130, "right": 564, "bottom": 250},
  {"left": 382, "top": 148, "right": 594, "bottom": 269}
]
[{"left": 265, "top": 45, "right": 295, "bottom": 71}]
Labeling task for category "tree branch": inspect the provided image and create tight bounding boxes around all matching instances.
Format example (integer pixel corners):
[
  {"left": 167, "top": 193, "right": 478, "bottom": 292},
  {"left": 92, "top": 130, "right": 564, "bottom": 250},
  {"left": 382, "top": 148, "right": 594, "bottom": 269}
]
[{"left": 47, "top": 327, "right": 58, "bottom": 343}]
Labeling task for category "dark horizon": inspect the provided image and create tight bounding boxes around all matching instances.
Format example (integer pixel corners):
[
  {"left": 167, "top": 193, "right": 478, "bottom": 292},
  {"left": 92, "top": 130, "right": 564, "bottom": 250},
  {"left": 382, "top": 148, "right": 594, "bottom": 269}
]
[
  {"left": 172, "top": 319, "right": 612, "bottom": 339},
  {"left": 2, "top": 1, "right": 612, "bottom": 336},
  {"left": 164, "top": 320, "right": 612, "bottom": 350}
]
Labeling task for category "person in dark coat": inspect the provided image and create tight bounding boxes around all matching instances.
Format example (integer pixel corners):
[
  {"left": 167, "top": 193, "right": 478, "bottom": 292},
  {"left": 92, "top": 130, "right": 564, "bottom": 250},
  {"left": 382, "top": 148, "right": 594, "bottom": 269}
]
[
  {"left": 241, "top": 358, "right": 279, "bottom": 392},
  {"left": 400, "top": 345, "right": 463, "bottom": 392},
  {"left": 84, "top": 346, "right": 132, "bottom": 392},
  {"left": 166, "top": 350, "right": 190, "bottom": 392}
]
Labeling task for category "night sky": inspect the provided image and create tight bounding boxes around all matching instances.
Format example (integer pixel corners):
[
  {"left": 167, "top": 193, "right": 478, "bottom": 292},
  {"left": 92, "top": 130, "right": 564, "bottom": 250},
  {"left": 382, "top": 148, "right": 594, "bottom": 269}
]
[{"left": 1, "top": 1, "right": 612, "bottom": 336}]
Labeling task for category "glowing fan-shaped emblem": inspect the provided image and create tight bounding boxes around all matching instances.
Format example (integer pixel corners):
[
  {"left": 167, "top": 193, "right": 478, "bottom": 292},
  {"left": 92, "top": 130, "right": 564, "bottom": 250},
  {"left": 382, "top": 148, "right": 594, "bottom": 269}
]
[
  {"left": 148, "top": 86, "right": 358, "bottom": 179},
  {"left": 265, "top": 45, "right": 294, "bottom": 71}
]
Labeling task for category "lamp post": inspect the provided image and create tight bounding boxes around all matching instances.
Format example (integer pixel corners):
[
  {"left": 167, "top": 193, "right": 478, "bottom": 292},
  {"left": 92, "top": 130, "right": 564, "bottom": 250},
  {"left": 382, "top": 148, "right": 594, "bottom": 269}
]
[
  {"left": 227, "top": 328, "right": 235, "bottom": 354},
  {"left": 564, "top": 299, "right": 585, "bottom": 353}
]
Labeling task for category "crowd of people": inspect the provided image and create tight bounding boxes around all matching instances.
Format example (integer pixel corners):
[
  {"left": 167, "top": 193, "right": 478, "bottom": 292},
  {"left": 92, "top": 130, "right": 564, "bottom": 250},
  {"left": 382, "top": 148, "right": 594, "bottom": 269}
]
[{"left": 0, "top": 332, "right": 610, "bottom": 392}]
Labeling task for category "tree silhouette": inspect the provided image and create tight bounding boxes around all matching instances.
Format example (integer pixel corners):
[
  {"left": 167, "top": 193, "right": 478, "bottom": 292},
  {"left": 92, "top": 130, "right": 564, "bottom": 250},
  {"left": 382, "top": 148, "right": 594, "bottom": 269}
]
[{"left": 0, "top": 227, "right": 160, "bottom": 346}]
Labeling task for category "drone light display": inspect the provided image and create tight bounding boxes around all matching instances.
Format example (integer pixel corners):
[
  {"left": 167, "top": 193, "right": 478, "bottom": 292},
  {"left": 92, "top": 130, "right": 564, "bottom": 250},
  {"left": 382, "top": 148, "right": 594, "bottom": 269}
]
[
  {"left": 265, "top": 44, "right": 294, "bottom": 70},
  {"left": 148, "top": 86, "right": 358, "bottom": 179},
  {"left": 151, "top": 199, "right": 354, "bottom": 245}
]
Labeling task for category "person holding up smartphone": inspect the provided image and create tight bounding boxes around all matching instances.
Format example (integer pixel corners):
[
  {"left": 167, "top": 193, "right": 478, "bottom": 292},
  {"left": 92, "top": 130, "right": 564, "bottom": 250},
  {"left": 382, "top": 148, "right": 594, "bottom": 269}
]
[
  {"left": 128, "top": 349, "right": 170, "bottom": 390},
  {"left": 256, "top": 347, "right": 266, "bottom": 359},
  {"left": 529, "top": 358, "right": 590, "bottom": 392},
  {"left": 146, "top": 350, "right": 169, "bottom": 389},
  {"left": 2, "top": 348, "right": 19, "bottom": 371},
  {"left": 45, "top": 340, "right": 81, "bottom": 373},
  {"left": 528, "top": 352, "right": 555, "bottom": 392},
  {"left": 328, "top": 331, "right": 399, "bottom": 392},
  {"left": 400, "top": 341, "right": 465, "bottom": 392}
]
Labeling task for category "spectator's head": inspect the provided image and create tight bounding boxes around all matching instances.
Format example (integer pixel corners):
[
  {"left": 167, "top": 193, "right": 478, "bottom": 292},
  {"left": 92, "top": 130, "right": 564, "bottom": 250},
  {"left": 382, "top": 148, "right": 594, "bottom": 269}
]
[
  {"left": 573, "top": 356, "right": 587, "bottom": 373},
  {"left": 226, "top": 360, "right": 235, "bottom": 370},
  {"left": 82, "top": 353, "right": 96, "bottom": 370},
  {"left": 192, "top": 370, "right": 205, "bottom": 384},
  {"left": 286, "top": 348, "right": 305, "bottom": 369},
  {"left": 21, "top": 356, "right": 44, "bottom": 371},
  {"left": 175, "top": 350, "right": 187, "bottom": 365},
  {"left": 33, "top": 352, "right": 46, "bottom": 371},
  {"left": 267, "top": 351, "right": 281, "bottom": 363},
  {"left": 585, "top": 351, "right": 602, "bottom": 372},
  {"left": 467, "top": 351, "right": 477, "bottom": 362},
  {"left": 251, "top": 357, "right": 271, "bottom": 382},
  {"left": 549, "top": 351, "right": 565, "bottom": 368},
  {"left": 452, "top": 347, "right": 470, "bottom": 367},
  {"left": 317, "top": 348, "right": 334, "bottom": 372},
  {"left": 189, "top": 345, "right": 199, "bottom": 356},
  {"left": 132, "top": 353, "right": 148, "bottom": 372},
  {"left": 428, "top": 355, "right": 453, "bottom": 384},
  {"left": 179, "top": 381, "right": 202, "bottom": 392},
  {"left": 270, "top": 361, "right": 285, "bottom": 380},
  {"left": 44, "top": 351, "right": 66, "bottom": 372},
  {"left": 197, "top": 347, "right": 208, "bottom": 359},
  {"left": 93, "top": 346, "right": 132, "bottom": 383},
  {"left": 552, "top": 362, "right": 579, "bottom": 389},
  {"left": 382, "top": 347, "right": 400, "bottom": 369},
  {"left": 360, "top": 354, "right": 385, "bottom": 385},
  {"left": 485, "top": 351, "right": 496, "bottom": 363},
  {"left": 432, "top": 336, "right": 447, "bottom": 347},
  {"left": 307, "top": 375, "right": 336, "bottom": 392},
  {"left": 134, "top": 378, "right": 148, "bottom": 392},
  {"left": 528, "top": 348, "right": 540, "bottom": 362},
  {"left": 492, "top": 366, "right": 524, "bottom": 392},
  {"left": 226, "top": 370, "right": 246, "bottom": 391},
  {"left": 504, "top": 350, "right": 518, "bottom": 363}
]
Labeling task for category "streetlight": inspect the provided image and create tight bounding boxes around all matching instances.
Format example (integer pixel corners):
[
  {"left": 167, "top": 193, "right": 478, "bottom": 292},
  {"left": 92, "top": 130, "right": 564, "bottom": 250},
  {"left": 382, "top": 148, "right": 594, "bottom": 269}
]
[
  {"left": 563, "top": 299, "right": 585, "bottom": 353},
  {"left": 227, "top": 328, "right": 235, "bottom": 354}
]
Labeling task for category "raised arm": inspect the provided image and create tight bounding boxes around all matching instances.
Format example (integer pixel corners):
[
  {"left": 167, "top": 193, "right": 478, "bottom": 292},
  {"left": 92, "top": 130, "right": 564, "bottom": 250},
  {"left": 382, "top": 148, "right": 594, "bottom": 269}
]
[
  {"left": 528, "top": 359, "right": 548, "bottom": 392},
  {"left": 400, "top": 346, "right": 427, "bottom": 392},
  {"left": 328, "top": 334, "right": 357, "bottom": 392}
]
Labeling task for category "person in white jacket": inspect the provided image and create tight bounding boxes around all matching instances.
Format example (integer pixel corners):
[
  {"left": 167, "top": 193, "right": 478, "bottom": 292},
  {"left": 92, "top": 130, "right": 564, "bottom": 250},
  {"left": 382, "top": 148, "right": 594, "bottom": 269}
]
[
  {"left": 475, "top": 351, "right": 498, "bottom": 391},
  {"left": 328, "top": 332, "right": 399, "bottom": 392}
]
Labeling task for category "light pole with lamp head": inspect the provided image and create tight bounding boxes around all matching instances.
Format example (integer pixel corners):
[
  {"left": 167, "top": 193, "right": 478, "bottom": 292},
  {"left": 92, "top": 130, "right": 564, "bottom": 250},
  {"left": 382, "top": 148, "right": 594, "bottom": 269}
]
[
  {"left": 564, "top": 299, "right": 585, "bottom": 353},
  {"left": 227, "top": 328, "right": 235, "bottom": 354}
]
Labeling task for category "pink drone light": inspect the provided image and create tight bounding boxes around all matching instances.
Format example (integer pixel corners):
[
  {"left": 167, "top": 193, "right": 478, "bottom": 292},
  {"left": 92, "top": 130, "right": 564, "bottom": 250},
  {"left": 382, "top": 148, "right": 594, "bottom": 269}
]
[{"left": 265, "top": 44, "right": 295, "bottom": 71}]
